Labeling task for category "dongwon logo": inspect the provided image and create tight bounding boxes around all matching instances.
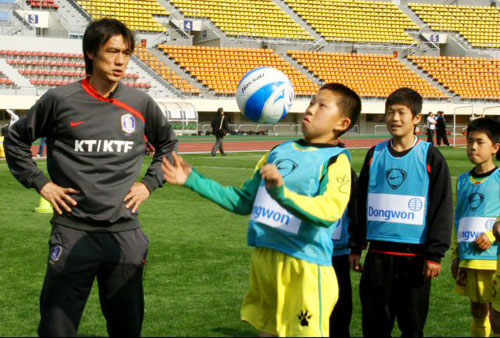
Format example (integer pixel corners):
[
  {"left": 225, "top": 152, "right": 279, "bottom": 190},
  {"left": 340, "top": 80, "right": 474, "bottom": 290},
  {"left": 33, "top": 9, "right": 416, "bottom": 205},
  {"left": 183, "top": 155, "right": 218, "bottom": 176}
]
[
  {"left": 486, "top": 219, "right": 496, "bottom": 231},
  {"left": 408, "top": 198, "right": 423, "bottom": 212}
]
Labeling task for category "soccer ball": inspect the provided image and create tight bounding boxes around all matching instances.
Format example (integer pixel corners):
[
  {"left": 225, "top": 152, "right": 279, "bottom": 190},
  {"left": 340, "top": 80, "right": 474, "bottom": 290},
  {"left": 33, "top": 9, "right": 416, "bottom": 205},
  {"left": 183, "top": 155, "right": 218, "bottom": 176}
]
[{"left": 236, "top": 67, "right": 294, "bottom": 124}]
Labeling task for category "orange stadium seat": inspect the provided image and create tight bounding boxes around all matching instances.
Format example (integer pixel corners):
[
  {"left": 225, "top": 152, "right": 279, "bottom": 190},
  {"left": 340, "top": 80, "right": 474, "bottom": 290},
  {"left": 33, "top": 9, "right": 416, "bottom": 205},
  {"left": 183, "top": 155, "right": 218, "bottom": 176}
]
[
  {"left": 407, "top": 55, "right": 500, "bottom": 100},
  {"left": 288, "top": 50, "right": 445, "bottom": 99},
  {"left": 135, "top": 44, "right": 200, "bottom": 95},
  {"left": 157, "top": 44, "right": 319, "bottom": 96}
]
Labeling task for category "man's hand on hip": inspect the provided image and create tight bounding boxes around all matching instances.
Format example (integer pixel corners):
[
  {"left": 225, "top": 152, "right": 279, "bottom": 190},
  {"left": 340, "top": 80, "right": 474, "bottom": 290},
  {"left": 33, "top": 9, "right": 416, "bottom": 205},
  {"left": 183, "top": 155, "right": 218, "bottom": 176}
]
[
  {"left": 40, "top": 182, "right": 80, "bottom": 215},
  {"left": 124, "top": 182, "right": 151, "bottom": 213}
]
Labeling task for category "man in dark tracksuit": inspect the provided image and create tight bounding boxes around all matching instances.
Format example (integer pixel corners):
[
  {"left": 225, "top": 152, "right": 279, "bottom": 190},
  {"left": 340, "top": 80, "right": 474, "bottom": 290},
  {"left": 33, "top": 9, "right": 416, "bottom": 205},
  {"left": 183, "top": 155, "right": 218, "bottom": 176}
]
[
  {"left": 4, "top": 19, "right": 177, "bottom": 337},
  {"left": 211, "top": 107, "right": 230, "bottom": 156},
  {"left": 435, "top": 111, "right": 450, "bottom": 146}
]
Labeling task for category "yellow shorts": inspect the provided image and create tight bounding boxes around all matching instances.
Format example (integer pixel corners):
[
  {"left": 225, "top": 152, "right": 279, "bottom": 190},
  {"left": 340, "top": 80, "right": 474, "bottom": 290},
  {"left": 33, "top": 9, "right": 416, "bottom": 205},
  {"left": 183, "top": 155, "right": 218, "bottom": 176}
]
[
  {"left": 240, "top": 247, "right": 338, "bottom": 337},
  {"left": 455, "top": 268, "right": 496, "bottom": 303}
]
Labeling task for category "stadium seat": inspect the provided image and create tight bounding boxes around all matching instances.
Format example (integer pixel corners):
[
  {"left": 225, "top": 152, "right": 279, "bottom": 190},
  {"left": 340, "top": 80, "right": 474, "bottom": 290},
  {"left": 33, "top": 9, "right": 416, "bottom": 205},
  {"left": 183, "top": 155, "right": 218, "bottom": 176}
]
[
  {"left": 407, "top": 55, "right": 500, "bottom": 99},
  {"left": 408, "top": 3, "right": 500, "bottom": 48},
  {"left": 76, "top": 0, "right": 168, "bottom": 32},
  {"left": 0, "top": 48, "right": 150, "bottom": 90},
  {"left": 169, "top": 0, "right": 314, "bottom": 41},
  {"left": 288, "top": 50, "right": 445, "bottom": 99},
  {"left": 158, "top": 44, "right": 319, "bottom": 96},
  {"left": 135, "top": 44, "right": 200, "bottom": 95},
  {"left": 284, "top": 0, "right": 418, "bottom": 45}
]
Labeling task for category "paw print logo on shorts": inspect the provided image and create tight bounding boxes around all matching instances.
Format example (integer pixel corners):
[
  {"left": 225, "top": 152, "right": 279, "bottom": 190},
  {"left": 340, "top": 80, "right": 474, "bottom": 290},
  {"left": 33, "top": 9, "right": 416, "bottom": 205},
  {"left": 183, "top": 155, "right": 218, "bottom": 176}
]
[{"left": 298, "top": 310, "right": 312, "bottom": 327}]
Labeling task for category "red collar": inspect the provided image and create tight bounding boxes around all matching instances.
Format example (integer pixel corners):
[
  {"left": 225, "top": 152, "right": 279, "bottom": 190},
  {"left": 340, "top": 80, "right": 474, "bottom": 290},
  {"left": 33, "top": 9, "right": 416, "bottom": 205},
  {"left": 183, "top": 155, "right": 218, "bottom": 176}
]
[{"left": 81, "top": 77, "right": 117, "bottom": 102}]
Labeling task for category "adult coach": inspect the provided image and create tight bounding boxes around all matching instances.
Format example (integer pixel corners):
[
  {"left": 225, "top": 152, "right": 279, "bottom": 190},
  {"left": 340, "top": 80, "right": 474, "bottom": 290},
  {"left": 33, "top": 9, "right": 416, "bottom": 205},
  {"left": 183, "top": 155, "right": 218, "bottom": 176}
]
[
  {"left": 435, "top": 110, "right": 450, "bottom": 146},
  {"left": 211, "top": 107, "right": 229, "bottom": 156},
  {"left": 4, "top": 19, "right": 177, "bottom": 337},
  {"left": 426, "top": 112, "right": 437, "bottom": 144}
]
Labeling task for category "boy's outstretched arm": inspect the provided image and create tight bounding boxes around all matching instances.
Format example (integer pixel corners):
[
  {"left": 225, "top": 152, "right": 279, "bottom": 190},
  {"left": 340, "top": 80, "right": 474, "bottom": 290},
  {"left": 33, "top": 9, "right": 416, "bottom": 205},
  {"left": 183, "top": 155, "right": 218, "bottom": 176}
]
[
  {"left": 162, "top": 151, "right": 267, "bottom": 215},
  {"left": 262, "top": 153, "right": 351, "bottom": 227}
]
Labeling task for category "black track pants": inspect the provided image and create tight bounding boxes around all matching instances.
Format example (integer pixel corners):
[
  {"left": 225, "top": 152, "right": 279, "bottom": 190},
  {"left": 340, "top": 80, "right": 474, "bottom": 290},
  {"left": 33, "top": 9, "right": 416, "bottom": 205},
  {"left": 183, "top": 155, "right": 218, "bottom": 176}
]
[
  {"left": 38, "top": 224, "right": 149, "bottom": 337},
  {"left": 360, "top": 251, "right": 431, "bottom": 338},
  {"left": 330, "top": 254, "right": 353, "bottom": 338}
]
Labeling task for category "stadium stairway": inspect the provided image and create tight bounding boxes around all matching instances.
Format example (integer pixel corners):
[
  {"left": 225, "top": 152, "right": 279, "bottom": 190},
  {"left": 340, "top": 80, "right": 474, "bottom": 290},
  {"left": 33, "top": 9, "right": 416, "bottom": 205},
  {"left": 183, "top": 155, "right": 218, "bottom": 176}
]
[
  {"left": 131, "top": 54, "right": 185, "bottom": 99},
  {"left": 398, "top": 3, "right": 428, "bottom": 31},
  {"left": 399, "top": 56, "right": 454, "bottom": 100},
  {"left": 282, "top": 52, "right": 322, "bottom": 86},
  {"left": 273, "top": 0, "right": 323, "bottom": 42},
  {"left": 148, "top": 46, "right": 213, "bottom": 97},
  {"left": 0, "top": 58, "right": 32, "bottom": 88},
  {"left": 56, "top": 0, "right": 92, "bottom": 35},
  {"left": 126, "top": 57, "right": 179, "bottom": 98},
  {"left": 10, "top": 10, "right": 36, "bottom": 36}
]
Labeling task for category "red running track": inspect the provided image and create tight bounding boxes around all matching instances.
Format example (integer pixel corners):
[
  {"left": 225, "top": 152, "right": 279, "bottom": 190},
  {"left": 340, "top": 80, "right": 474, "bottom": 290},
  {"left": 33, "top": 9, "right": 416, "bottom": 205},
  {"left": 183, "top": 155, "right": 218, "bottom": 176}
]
[
  {"left": 178, "top": 137, "right": 466, "bottom": 154},
  {"left": 27, "top": 137, "right": 466, "bottom": 156}
]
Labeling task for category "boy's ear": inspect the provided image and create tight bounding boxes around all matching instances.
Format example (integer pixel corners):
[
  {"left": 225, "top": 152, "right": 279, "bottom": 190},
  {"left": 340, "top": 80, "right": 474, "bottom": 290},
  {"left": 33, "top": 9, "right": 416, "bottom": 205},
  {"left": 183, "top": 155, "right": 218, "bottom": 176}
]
[
  {"left": 334, "top": 116, "right": 352, "bottom": 133},
  {"left": 413, "top": 113, "right": 422, "bottom": 124}
]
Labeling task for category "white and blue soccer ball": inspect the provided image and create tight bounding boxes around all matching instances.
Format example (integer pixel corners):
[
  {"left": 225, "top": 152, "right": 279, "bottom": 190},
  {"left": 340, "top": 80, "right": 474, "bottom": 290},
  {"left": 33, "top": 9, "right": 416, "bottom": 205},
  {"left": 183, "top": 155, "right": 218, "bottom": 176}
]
[{"left": 236, "top": 67, "right": 294, "bottom": 124}]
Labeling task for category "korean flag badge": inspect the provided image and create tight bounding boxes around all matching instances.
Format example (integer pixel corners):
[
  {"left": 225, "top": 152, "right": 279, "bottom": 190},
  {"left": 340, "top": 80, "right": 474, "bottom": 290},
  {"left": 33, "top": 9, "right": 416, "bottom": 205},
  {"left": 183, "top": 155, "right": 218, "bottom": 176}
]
[{"left": 121, "top": 114, "right": 136, "bottom": 135}]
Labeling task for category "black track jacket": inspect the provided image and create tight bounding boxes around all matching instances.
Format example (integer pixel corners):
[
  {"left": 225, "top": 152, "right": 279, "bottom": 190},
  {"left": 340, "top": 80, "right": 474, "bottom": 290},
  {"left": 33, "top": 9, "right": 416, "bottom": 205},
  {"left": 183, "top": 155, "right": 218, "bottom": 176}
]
[{"left": 5, "top": 78, "right": 177, "bottom": 231}]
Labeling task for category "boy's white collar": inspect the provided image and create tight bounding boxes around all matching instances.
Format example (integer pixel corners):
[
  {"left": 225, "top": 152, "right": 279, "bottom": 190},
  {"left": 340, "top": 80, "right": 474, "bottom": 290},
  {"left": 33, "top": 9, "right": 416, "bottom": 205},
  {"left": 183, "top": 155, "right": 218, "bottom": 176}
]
[{"left": 390, "top": 136, "right": 418, "bottom": 150}]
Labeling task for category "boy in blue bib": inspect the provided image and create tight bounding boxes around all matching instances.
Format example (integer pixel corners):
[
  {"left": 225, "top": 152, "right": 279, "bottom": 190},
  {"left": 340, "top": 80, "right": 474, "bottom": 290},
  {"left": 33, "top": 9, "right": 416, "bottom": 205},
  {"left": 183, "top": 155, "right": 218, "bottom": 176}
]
[
  {"left": 162, "top": 83, "right": 361, "bottom": 337},
  {"left": 349, "top": 88, "right": 453, "bottom": 337},
  {"left": 452, "top": 117, "right": 500, "bottom": 337},
  {"left": 329, "top": 164, "right": 358, "bottom": 338}
]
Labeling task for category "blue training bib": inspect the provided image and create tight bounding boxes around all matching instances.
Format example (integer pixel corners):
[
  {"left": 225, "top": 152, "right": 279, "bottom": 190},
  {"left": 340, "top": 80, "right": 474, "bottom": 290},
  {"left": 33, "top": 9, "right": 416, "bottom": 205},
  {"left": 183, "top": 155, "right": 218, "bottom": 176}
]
[
  {"left": 456, "top": 168, "right": 500, "bottom": 260},
  {"left": 367, "top": 140, "right": 430, "bottom": 244},
  {"left": 248, "top": 140, "right": 350, "bottom": 265}
]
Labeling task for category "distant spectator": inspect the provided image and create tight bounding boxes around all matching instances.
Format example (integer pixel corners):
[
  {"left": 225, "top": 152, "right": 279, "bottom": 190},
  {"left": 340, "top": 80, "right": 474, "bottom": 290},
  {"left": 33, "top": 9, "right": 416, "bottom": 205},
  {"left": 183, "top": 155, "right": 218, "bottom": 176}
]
[
  {"left": 426, "top": 112, "right": 437, "bottom": 144},
  {"left": 37, "top": 137, "right": 46, "bottom": 158},
  {"left": 435, "top": 111, "right": 450, "bottom": 146},
  {"left": 211, "top": 107, "right": 230, "bottom": 156}
]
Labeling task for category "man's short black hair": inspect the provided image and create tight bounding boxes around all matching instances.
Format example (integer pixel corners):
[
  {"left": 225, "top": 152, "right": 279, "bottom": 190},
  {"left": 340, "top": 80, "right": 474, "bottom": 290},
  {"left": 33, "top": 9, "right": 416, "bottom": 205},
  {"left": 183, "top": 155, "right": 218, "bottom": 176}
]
[
  {"left": 82, "top": 18, "right": 135, "bottom": 75},
  {"left": 467, "top": 117, "right": 500, "bottom": 160},
  {"left": 385, "top": 87, "right": 422, "bottom": 117},
  {"left": 320, "top": 83, "right": 361, "bottom": 137}
]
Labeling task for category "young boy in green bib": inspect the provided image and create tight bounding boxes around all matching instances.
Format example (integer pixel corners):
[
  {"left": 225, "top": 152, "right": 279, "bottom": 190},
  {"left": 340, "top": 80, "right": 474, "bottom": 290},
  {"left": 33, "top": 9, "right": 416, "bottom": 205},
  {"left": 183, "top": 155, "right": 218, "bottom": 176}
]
[{"left": 162, "top": 83, "right": 361, "bottom": 337}]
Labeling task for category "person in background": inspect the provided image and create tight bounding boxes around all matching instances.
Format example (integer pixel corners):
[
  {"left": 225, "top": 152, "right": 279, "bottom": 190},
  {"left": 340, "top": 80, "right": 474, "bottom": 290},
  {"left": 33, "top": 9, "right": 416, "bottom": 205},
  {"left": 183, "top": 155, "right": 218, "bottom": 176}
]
[
  {"left": 37, "top": 137, "right": 46, "bottom": 158},
  {"left": 426, "top": 112, "right": 437, "bottom": 145},
  {"left": 211, "top": 107, "right": 230, "bottom": 156},
  {"left": 435, "top": 111, "right": 450, "bottom": 146}
]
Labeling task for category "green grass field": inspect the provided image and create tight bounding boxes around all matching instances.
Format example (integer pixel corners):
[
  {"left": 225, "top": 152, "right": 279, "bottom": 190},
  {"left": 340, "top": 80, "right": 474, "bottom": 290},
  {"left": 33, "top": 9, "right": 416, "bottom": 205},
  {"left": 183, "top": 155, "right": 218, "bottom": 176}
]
[{"left": 0, "top": 147, "right": 476, "bottom": 336}]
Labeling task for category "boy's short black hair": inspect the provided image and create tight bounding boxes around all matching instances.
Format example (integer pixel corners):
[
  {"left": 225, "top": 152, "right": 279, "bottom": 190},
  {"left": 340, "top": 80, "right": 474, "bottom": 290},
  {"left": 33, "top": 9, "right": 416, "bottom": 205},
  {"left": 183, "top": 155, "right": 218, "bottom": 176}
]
[
  {"left": 385, "top": 88, "right": 422, "bottom": 117},
  {"left": 83, "top": 18, "right": 135, "bottom": 75},
  {"left": 320, "top": 83, "right": 361, "bottom": 137},
  {"left": 467, "top": 117, "right": 500, "bottom": 160}
]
